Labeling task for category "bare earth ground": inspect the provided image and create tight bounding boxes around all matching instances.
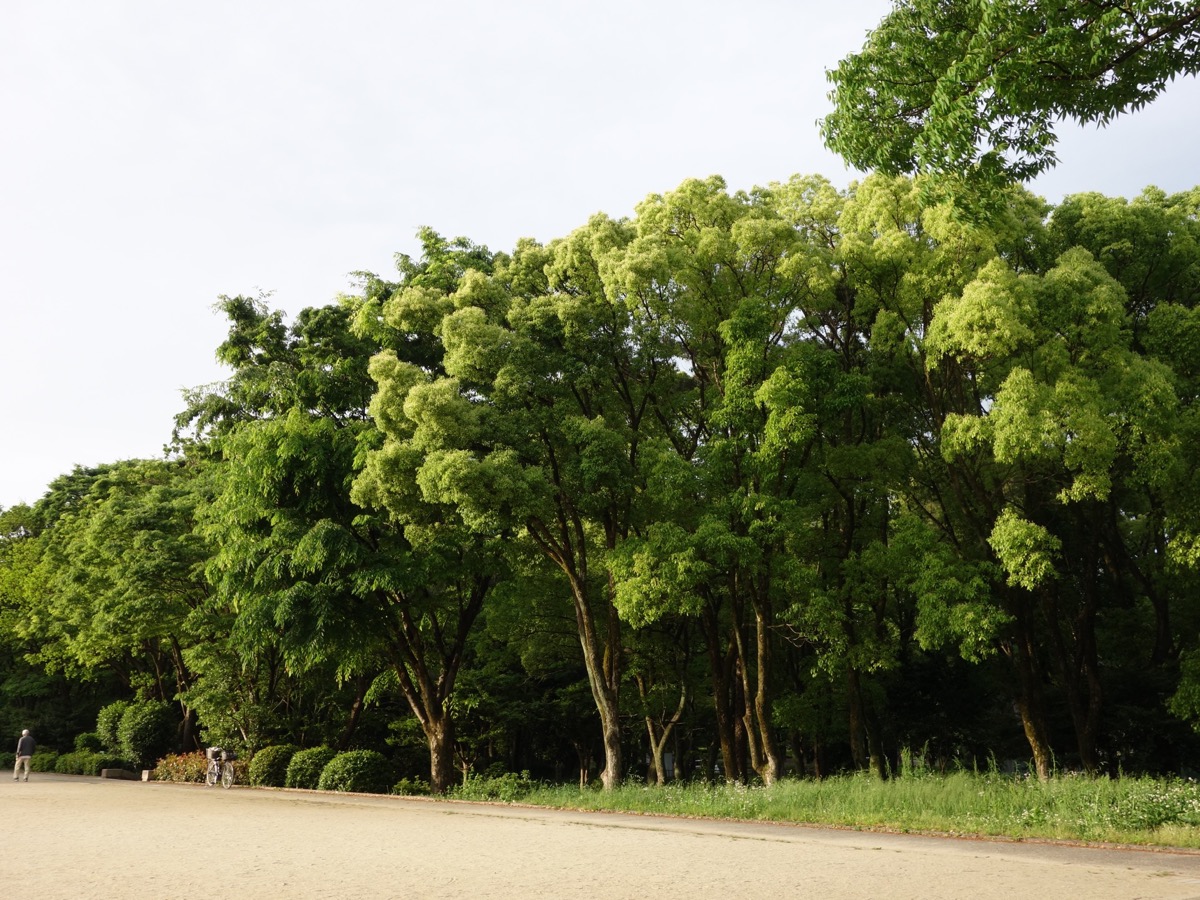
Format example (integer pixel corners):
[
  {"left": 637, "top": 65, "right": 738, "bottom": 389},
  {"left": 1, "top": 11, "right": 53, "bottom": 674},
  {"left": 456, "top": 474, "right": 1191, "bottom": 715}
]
[{"left": 6, "top": 774, "right": 1200, "bottom": 899}]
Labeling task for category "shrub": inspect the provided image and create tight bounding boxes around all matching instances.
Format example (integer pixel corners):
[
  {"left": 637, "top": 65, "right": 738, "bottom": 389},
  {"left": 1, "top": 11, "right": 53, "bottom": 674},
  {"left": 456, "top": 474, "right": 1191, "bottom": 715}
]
[
  {"left": 285, "top": 746, "right": 337, "bottom": 790},
  {"left": 0, "top": 752, "right": 14, "bottom": 770},
  {"left": 317, "top": 750, "right": 394, "bottom": 794},
  {"left": 55, "top": 751, "right": 93, "bottom": 775},
  {"left": 117, "top": 701, "right": 177, "bottom": 769},
  {"left": 248, "top": 744, "right": 299, "bottom": 788},
  {"left": 74, "top": 732, "right": 105, "bottom": 753},
  {"left": 29, "top": 751, "right": 59, "bottom": 772},
  {"left": 96, "top": 701, "right": 131, "bottom": 753},
  {"left": 452, "top": 770, "right": 536, "bottom": 802},
  {"left": 154, "top": 751, "right": 208, "bottom": 783},
  {"left": 392, "top": 777, "right": 431, "bottom": 796}
]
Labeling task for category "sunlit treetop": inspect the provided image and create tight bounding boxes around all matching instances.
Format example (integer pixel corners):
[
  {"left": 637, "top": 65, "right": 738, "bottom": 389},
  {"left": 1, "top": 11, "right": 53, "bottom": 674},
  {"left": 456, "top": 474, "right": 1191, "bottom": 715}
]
[{"left": 822, "top": 1, "right": 1200, "bottom": 186}]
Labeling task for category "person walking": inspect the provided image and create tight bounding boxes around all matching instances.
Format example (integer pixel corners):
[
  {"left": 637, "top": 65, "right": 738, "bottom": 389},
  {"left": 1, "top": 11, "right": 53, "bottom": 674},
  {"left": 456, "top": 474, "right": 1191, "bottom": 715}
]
[{"left": 14, "top": 729, "right": 35, "bottom": 781}]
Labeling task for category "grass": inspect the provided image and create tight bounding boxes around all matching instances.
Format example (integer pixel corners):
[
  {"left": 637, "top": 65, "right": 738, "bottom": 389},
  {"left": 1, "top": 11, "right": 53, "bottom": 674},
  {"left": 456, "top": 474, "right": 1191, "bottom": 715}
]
[{"left": 450, "top": 768, "right": 1200, "bottom": 849}]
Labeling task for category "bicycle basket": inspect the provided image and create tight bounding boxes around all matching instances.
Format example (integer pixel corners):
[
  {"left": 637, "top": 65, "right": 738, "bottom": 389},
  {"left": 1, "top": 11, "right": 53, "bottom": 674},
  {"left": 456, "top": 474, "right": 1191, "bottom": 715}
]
[{"left": 205, "top": 747, "right": 222, "bottom": 760}]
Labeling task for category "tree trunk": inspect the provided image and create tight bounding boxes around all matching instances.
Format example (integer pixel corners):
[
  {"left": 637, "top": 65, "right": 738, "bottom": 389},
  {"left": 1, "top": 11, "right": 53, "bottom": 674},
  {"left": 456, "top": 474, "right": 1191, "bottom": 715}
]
[
  {"left": 847, "top": 664, "right": 868, "bottom": 771},
  {"left": 702, "top": 601, "right": 741, "bottom": 782},
  {"left": 426, "top": 712, "right": 457, "bottom": 795},
  {"left": 752, "top": 595, "right": 783, "bottom": 784},
  {"left": 335, "top": 674, "right": 370, "bottom": 751},
  {"left": 1010, "top": 617, "right": 1054, "bottom": 781}
]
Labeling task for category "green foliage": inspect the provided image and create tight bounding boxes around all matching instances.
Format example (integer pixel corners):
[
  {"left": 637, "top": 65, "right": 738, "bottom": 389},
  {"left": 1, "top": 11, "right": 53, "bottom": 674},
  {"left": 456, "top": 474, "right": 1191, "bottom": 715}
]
[
  {"left": 96, "top": 701, "right": 131, "bottom": 754},
  {"left": 248, "top": 744, "right": 300, "bottom": 788},
  {"left": 988, "top": 509, "right": 1061, "bottom": 591},
  {"left": 391, "top": 777, "right": 431, "bottom": 796},
  {"left": 823, "top": 0, "right": 1200, "bottom": 189},
  {"left": 316, "top": 749, "right": 394, "bottom": 794},
  {"left": 29, "top": 750, "right": 58, "bottom": 772},
  {"left": 54, "top": 750, "right": 93, "bottom": 774},
  {"left": 153, "top": 751, "right": 209, "bottom": 783},
  {"left": 74, "top": 732, "right": 104, "bottom": 753},
  {"left": 451, "top": 770, "right": 537, "bottom": 802},
  {"left": 116, "top": 701, "right": 177, "bottom": 769},
  {"left": 285, "top": 746, "right": 337, "bottom": 790},
  {"left": 52, "top": 749, "right": 129, "bottom": 777},
  {"left": 516, "top": 773, "right": 1200, "bottom": 846}
]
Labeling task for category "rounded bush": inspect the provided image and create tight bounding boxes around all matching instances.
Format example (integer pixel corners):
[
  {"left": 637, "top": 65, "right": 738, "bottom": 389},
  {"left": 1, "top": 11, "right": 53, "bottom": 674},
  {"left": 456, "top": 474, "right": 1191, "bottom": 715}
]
[
  {"left": 117, "top": 701, "right": 177, "bottom": 769},
  {"left": 248, "top": 744, "right": 300, "bottom": 788},
  {"left": 96, "top": 701, "right": 131, "bottom": 754},
  {"left": 74, "top": 732, "right": 105, "bottom": 753},
  {"left": 317, "top": 750, "right": 394, "bottom": 794},
  {"left": 285, "top": 746, "right": 337, "bottom": 790}
]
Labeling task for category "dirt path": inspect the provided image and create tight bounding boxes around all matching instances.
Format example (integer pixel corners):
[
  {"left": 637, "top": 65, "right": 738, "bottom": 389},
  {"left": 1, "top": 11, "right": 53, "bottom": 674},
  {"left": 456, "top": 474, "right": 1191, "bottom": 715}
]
[{"left": 6, "top": 774, "right": 1200, "bottom": 899}]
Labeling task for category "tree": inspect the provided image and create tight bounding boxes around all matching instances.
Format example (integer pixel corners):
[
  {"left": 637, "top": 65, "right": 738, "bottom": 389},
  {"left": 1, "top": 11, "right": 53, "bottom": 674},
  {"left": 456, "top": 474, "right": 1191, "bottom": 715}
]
[
  {"left": 928, "top": 243, "right": 1182, "bottom": 774},
  {"left": 17, "top": 460, "right": 213, "bottom": 753},
  {"left": 823, "top": 1, "right": 1200, "bottom": 189},
  {"left": 192, "top": 235, "right": 504, "bottom": 792},
  {"left": 384, "top": 220, "right": 682, "bottom": 789}
]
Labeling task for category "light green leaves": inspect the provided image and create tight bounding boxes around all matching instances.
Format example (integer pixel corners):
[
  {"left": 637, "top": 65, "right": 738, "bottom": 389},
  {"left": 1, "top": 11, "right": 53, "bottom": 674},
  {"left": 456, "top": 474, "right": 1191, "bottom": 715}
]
[
  {"left": 988, "top": 507, "right": 1061, "bottom": 591},
  {"left": 823, "top": 1, "right": 1200, "bottom": 191}
]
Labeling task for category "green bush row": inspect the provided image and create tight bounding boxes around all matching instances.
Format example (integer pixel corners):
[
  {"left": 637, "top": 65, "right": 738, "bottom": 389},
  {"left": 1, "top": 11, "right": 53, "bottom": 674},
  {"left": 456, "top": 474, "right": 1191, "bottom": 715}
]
[
  {"left": 150, "top": 743, "right": 422, "bottom": 795},
  {"left": 54, "top": 750, "right": 134, "bottom": 776},
  {"left": 240, "top": 744, "right": 402, "bottom": 795}
]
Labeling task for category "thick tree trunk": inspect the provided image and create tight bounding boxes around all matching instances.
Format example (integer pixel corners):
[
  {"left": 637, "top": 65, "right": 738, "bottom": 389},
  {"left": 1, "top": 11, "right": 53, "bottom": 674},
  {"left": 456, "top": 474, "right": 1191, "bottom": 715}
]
[{"left": 426, "top": 712, "right": 457, "bottom": 795}]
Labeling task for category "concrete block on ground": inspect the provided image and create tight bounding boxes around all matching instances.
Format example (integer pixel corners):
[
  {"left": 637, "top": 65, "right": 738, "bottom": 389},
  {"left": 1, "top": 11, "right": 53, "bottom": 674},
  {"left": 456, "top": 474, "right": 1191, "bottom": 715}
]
[{"left": 100, "top": 768, "right": 138, "bottom": 780}]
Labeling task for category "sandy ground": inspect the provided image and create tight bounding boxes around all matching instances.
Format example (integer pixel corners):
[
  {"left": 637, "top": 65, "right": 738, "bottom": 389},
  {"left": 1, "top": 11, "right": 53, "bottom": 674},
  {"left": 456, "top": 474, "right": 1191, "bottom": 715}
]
[{"left": 6, "top": 773, "right": 1200, "bottom": 899}]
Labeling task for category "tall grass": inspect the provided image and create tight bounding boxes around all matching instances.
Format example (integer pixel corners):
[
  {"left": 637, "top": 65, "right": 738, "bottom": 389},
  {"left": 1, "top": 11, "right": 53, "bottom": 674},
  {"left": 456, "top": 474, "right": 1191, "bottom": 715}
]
[{"left": 481, "top": 768, "right": 1200, "bottom": 848}]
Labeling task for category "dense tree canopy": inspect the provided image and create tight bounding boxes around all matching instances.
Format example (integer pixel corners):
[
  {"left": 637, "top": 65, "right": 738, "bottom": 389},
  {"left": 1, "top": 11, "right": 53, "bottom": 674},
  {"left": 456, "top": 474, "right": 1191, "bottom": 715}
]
[{"left": 5, "top": 175, "right": 1200, "bottom": 790}]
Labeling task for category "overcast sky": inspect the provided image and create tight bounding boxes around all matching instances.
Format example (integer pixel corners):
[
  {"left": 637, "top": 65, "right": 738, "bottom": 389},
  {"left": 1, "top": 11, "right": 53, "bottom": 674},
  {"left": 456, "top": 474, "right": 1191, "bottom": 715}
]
[{"left": 3, "top": 1, "right": 1199, "bottom": 510}]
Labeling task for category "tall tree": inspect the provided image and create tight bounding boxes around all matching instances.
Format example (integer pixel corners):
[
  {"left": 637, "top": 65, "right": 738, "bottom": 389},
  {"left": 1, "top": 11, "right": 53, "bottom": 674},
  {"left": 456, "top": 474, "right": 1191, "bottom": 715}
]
[{"left": 384, "top": 221, "right": 678, "bottom": 789}]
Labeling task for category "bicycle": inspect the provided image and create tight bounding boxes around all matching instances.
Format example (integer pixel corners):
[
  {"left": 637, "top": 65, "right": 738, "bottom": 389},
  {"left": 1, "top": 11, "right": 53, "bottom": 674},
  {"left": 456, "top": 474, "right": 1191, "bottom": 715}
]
[{"left": 204, "top": 747, "right": 237, "bottom": 789}]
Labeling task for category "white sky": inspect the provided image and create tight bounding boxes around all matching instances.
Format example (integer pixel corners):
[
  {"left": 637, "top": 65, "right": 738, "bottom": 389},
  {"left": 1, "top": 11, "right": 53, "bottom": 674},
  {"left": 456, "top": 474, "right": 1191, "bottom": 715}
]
[{"left": 2, "top": 1, "right": 1198, "bottom": 510}]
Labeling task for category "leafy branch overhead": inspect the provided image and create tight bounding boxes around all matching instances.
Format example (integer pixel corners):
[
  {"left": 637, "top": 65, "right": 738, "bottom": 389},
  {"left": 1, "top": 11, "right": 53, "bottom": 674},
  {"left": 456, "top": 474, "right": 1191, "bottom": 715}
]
[{"left": 822, "top": 1, "right": 1200, "bottom": 186}]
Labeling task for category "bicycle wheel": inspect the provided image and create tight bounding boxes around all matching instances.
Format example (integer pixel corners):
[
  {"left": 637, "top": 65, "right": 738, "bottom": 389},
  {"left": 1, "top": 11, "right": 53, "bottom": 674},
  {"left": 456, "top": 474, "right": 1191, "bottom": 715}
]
[
  {"left": 221, "top": 762, "right": 235, "bottom": 789},
  {"left": 205, "top": 761, "right": 218, "bottom": 786}
]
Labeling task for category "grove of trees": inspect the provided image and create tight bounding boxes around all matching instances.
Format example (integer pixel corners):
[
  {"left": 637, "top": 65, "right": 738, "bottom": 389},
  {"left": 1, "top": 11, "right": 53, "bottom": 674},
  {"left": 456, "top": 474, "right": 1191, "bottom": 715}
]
[{"left": 5, "top": 174, "right": 1200, "bottom": 791}]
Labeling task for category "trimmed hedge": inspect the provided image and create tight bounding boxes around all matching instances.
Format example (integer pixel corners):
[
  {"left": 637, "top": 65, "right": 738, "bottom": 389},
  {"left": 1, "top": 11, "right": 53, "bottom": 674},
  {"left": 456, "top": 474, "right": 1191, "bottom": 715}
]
[
  {"left": 285, "top": 746, "right": 337, "bottom": 790},
  {"left": 52, "top": 750, "right": 134, "bottom": 776},
  {"left": 55, "top": 751, "right": 93, "bottom": 775},
  {"left": 248, "top": 744, "right": 299, "bottom": 788},
  {"left": 317, "top": 750, "right": 394, "bottom": 794},
  {"left": 30, "top": 751, "right": 59, "bottom": 772}
]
